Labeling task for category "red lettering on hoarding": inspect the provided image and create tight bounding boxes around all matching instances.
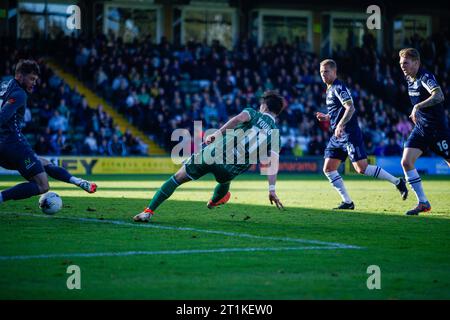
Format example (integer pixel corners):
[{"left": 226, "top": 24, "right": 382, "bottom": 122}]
[{"left": 248, "top": 161, "right": 319, "bottom": 173}]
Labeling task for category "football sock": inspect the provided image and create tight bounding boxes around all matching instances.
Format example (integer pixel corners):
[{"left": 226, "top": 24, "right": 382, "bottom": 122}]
[
  {"left": 44, "top": 165, "right": 74, "bottom": 184},
  {"left": 0, "top": 192, "right": 3, "bottom": 203},
  {"left": 405, "top": 169, "right": 428, "bottom": 203},
  {"left": 211, "top": 182, "right": 230, "bottom": 203},
  {"left": 69, "top": 177, "right": 83, "bottom": 185},
  {"left": 364, "top": 164, "right": 400, "bottom": 185},
  {"left": 325, "top": 171, "right": 352, "bottom": 204},
  {"left": 1, "top": 182, "right": 41, "bottom": 202},
  {"left": 148, "top": 175, "right": 180, "bottom": 211}
]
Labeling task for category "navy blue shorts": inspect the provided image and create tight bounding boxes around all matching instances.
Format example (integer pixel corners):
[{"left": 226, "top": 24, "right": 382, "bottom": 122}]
[
  {"left": 324, "top": 131, "right": 367, "bottom": 162},
  {"left": 0, "top": 141, "right": 44, "bottom": 180},
  {"left": 405, "top": 127, "right": 450, "bottom": 159}
]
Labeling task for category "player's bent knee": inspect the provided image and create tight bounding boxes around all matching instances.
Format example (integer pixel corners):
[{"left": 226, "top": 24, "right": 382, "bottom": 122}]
[
  {"left": 353, "top": 160, "right": 368, "bottom": 175},
  {"left": 31, "top": 173, "right": 50, "bottom": 194},
  {"left": 323, "top": 159, "right": 341, "bottom": 174},
  {"left": 38, "top": 183, "right": 50, "bottom": 194},
  {"left": 174, "top": 168, "right": 191, "bottom": 185},
  {"left": 355, "top": 167, "right": 365, "bottom": 174},
  {"left": 401, "top": 158, "right": 413, "bottom": 170},
  {"left": 37, "top": 179, "right": 50, "bottom": 194},
  {"left": 34, "top": 179, "right": 50, "bottom": 194}
]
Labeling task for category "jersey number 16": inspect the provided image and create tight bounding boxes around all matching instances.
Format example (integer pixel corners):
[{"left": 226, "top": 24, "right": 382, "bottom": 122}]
[{"left": 437, "top": 140, "right": 448, "bottom": 152}]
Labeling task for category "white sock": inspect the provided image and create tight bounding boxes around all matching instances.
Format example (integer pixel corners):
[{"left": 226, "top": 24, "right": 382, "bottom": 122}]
[
  {"left": 325, "top": 171, "right": 352, "bottom": 203},
  {"left": 405, "top": 169, "right": 428, "bottom": 203},
  {"left": 70, "top": 177, "right": 83, "bottom": 186},
  {"left": 364, "top": 165, "right": 400, "bottom": 185}
]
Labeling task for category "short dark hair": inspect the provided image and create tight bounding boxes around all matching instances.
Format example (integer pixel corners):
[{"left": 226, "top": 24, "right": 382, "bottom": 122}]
[
  {"left": 262, "top": 90, "right": 285, "bottom": 115},
  {"left": 15, "top": 59, "right": 40, "bottom": 76}
]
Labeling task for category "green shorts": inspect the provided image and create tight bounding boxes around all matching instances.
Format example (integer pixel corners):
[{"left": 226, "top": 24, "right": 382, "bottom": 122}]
[{"left": 183, "top": 152, "right": 250, "bottom": 183}]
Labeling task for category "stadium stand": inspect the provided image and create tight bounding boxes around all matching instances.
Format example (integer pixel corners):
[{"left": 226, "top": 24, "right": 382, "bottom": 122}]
[
  {"left": 0, "top": 43, "right": 149, "bottom": 156},
  {"left": 1, "top": 29, "right": 448, "bottom": 157},
  {"left": 49, "top": 31, "right": 449, "bottom": 157}
]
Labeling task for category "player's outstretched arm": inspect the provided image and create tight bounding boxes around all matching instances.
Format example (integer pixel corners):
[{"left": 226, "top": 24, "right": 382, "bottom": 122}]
[
  {"left": 267, "top": 151, "right": 284, "bottom": 210},
  {"left": 205, "top": 111, "right": 251, "bottom": 145}
]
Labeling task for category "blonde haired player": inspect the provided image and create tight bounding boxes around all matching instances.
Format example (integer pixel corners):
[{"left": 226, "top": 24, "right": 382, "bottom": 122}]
[{"left": 398, "top": 48, "right": 449, "bottom": 215}]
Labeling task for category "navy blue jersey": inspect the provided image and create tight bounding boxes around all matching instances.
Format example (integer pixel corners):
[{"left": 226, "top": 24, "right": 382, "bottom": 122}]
[
  {"left": 325, "top": 79, "right": 360, "bottom": 134},
  {"left": 406, "top": 68, "right": 447, "bottom": 132},
  {"left": 0, "top": 79, "right": 28, "bottom": 144}
]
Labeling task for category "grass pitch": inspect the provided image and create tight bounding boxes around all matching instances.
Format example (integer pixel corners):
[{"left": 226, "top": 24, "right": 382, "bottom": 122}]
[{"left": 0, "top": 173, "right": 449, "bottom": 299}]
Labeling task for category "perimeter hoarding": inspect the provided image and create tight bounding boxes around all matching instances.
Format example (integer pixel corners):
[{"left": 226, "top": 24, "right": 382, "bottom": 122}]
[{"left": 1, "top": 156, "right": 448, "bottom": 175}]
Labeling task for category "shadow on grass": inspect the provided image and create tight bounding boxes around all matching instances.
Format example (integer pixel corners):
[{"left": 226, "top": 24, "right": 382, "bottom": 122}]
[
  {"left": 1, "top": 195, "right": 450, "bottom": 301},
  {"left": 2, "top": 194, "right": 450, "bottom": 251}
]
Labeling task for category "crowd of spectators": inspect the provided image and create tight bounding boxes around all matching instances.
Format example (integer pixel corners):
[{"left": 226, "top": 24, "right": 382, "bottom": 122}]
[
  {"left": 0, "top": 44, "right": 148, "bottom": 156},
  {"left": 2, "top": 29, "right": 449, "bottom": 158},
  {"left": 54, "top": 30, "right": 450, "bottom": 158}
]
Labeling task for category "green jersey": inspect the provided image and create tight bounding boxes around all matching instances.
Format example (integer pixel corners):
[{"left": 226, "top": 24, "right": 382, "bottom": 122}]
[
  {"left": 184, "top": 107, "right": 280, "bottom": 183},
  {"left": 202, "top": 107, "right": 280, "bottom": 176}
]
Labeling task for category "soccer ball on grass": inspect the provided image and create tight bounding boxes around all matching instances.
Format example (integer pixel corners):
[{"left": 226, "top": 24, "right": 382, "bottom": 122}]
[{"left": 38, "top": 192, "right": 63, "bottom": 215}]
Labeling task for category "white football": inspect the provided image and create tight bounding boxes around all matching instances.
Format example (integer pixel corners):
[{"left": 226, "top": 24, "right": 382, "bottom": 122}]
[{"left": 39, "top": 192, "right": 63, "bottom": 215}]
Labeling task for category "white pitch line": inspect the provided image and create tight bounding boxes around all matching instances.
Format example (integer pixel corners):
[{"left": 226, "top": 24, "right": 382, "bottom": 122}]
[
  {"left": 6, "top": 212, "right": 363, "bottom": 249},
  {"left": 0, "top": 246, "right": 344, "bottom": 261}
]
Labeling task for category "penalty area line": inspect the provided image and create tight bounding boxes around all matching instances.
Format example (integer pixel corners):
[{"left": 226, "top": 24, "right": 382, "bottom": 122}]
[
  {"left": 0, "top": 246, "right": 350, "bottom": 261},
  {"left": 6, "top": 212, "right": 364, "bottom": 250}
]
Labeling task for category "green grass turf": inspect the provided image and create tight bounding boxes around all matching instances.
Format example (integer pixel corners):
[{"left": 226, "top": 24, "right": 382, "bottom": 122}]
[{"left": 0, "top": 173, "right": 449, "bottom": 299}]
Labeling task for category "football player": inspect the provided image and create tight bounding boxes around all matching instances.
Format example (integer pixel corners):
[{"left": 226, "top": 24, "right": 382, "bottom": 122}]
[
  {"left": 133, "top": 90, "right": 285, "bottom": 222},
  {"left": 0, "top": 60, "right": 97, "bottom": 206},
  {"left": 398, "top": 48, "right": 449, "bottom": 215},
  {"left": 316, "top": 59, "right": 408, "bottom": 210}
]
